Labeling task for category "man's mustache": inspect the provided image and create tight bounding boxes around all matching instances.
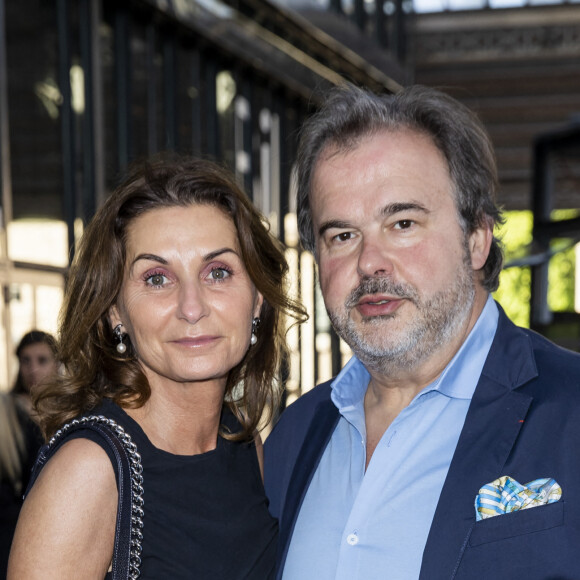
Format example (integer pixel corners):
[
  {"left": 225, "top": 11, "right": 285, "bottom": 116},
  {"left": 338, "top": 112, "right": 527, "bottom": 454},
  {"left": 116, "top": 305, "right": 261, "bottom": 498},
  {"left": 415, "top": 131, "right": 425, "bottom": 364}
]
[{"left": 345, "top": 277, "right": 417, "bottom": 309}]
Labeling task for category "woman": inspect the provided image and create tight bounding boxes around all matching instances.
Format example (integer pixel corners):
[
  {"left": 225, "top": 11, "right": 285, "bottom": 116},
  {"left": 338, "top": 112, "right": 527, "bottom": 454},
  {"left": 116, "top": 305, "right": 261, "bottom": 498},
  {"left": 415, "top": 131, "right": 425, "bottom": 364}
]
[
  {"left": 11, "top": 330, "right": 59, "bottom": 414},
  {"left": 8, "top": 157, "right": 306, "bottom": 579},
  {"left": 1, "top": 331, "right": 56, "bottom": 576}
]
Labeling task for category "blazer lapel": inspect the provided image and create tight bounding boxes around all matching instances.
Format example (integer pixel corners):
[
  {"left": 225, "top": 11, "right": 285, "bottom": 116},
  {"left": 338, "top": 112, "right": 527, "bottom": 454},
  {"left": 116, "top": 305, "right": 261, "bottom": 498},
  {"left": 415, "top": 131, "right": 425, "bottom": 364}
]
[
  {"left": 277, "top": 398, "right": 340, "bottom": 577},
  {"left": 420, "top": 309, "right": 537, "bottom": 579}
]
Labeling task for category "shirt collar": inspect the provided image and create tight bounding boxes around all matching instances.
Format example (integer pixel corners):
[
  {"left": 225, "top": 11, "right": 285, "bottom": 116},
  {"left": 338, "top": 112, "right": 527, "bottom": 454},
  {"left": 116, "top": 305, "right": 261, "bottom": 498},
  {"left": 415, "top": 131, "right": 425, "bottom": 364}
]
[{"left": 330, "top": 295, "right": 499, "bottom": 413}]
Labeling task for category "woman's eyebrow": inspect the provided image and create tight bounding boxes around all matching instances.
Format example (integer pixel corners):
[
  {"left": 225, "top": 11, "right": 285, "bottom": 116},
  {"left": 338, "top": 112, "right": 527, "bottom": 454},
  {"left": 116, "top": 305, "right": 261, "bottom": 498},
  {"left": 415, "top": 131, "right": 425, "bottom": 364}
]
[
  {"left": 203, "top": 247, "right": 239, "bottom": 262},
  {"left": 131, "top": 253, "right": 168, "bottom": 267}
]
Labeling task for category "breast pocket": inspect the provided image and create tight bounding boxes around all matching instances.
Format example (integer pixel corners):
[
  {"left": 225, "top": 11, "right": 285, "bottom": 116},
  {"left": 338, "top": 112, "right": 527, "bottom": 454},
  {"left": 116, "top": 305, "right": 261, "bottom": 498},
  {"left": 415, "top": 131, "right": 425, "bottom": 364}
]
[{"left": 468, "top": 501, "right": 564, "bottom": 547}]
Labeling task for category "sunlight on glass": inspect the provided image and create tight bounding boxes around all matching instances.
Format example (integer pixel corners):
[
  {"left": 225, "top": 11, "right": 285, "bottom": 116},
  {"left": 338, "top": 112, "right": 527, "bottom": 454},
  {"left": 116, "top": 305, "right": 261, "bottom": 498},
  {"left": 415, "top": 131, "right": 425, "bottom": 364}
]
[
  {"left": 7, "top": 219, "right": 69, "bottom": 268},
  {"left": 448, "top": 0, "right": 485, "bottom": 9},
  {"left": 489, "top": 0, "right": 526, "bottom": 7},
  {"left": 413, "top": 0, "right": 445, "bottom": 12},
  {"left": 216, "top": 70, "right": 236, "bottom": 114}
]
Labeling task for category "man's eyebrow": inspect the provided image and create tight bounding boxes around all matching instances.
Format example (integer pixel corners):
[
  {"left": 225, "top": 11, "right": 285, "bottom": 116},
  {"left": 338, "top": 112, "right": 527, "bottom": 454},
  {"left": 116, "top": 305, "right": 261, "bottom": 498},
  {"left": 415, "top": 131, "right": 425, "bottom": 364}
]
[
  {"left": 381, "top": 202, "right": 429, "bottom": 217},
  {"left": 318, "top": 220, "right": 353, "bottom": 239},
  {"left": 318, "top": 202, "right": 430, "bottom": 238}
]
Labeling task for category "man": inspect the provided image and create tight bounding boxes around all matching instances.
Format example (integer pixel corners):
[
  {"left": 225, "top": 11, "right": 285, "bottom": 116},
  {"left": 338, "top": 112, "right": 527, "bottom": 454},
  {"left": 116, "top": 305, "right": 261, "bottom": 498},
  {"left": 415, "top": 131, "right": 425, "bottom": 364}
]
[{"left": 264, "top": 84, "right": 580, "bottom": 580}]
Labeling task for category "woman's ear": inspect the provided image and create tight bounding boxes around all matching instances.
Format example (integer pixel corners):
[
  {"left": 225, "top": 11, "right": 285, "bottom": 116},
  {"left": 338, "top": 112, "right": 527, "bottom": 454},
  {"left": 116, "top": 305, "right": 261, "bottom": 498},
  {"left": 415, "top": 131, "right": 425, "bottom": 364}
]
[
  {"left": 108, "top": 304, "right": 121, "bottom": 329},
  {"left": 253, "top": 292, "right": 264, "bottom": 320}
]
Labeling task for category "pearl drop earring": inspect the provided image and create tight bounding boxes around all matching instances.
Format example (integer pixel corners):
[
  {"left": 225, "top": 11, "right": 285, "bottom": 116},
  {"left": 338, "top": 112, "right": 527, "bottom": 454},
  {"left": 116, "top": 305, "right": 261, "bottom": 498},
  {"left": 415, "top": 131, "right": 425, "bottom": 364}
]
[
  {"left": 250, "top": 317, "right": 261, "bottom": 346},
  {"left": 114, "top": 324, "right": 127, "bottom": 354}
]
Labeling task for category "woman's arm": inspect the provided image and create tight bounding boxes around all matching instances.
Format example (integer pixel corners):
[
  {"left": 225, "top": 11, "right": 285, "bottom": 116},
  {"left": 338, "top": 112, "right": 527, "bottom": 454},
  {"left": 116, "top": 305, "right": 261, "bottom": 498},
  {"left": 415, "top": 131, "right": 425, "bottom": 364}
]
[{"left": 8, "top": 438, "right": 117, "bottom": 579}]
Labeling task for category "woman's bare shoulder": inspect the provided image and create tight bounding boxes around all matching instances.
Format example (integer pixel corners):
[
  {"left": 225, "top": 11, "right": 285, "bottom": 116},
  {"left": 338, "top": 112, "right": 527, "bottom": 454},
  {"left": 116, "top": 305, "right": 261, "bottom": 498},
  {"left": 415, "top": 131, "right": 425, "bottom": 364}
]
[
  {"left": 8, "top": 438, "right": 117, "bottom": 579},
  {"left": 41, "top": 437, "right": 117, "bottom": 483}
]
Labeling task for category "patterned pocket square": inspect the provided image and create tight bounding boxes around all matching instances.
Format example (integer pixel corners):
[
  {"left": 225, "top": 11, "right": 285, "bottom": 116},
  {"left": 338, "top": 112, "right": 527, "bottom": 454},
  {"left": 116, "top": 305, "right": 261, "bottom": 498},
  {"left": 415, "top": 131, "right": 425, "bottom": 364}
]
[{"left": 475, "top": 475, "right": 561, "bottom": 521}]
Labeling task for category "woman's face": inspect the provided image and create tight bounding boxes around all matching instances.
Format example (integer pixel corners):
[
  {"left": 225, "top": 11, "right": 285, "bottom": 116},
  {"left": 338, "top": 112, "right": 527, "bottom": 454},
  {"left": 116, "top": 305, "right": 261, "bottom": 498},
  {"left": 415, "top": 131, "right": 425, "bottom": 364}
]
[
  {"left": 110, "top": 203, "right": 263, "bottom": 392},
  {"left": 18, "top": 342, "right": 58, "bottom": 392}
]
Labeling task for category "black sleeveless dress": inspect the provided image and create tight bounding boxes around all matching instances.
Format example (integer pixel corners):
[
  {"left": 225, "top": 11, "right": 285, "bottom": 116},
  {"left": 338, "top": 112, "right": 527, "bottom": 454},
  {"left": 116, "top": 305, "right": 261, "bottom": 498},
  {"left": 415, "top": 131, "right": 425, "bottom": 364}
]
[{"left": 72, "top": 399, "right": 277, "bottom": 579}]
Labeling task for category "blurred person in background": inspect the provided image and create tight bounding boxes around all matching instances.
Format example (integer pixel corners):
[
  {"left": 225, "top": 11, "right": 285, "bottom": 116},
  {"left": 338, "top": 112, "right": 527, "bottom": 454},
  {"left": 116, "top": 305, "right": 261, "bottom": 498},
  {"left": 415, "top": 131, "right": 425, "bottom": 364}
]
[
  {"left": 11, "top": 331, "right": 59, "bottom": 414},
  {"left": 1, "top": 330, "right": 56, "bottom": 577}
]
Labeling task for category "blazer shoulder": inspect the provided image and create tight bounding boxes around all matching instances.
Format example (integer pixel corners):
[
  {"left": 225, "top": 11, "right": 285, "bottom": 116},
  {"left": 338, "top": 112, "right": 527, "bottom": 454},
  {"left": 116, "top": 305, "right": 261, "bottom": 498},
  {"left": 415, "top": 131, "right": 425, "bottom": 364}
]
[
  {"left": 264, "top": 380, "right": 336, "bottom": 519},
  {"left": 515, "top": 323, "right": 580, "bottom": 382},
  {"left": 267, "top": 380, "right": 334, "bottom": 447},
  {"left": 496, "top": 303, "right": 580, "bottom": 365},
  {"left": 488, "top": 305, "right": 580, "bottom": 391},
  {"left": 281, "top": 380, "right": 333, "bottom": 418},
  {"left": 527, "top": 327, "right": 580, "bottom": 362}
]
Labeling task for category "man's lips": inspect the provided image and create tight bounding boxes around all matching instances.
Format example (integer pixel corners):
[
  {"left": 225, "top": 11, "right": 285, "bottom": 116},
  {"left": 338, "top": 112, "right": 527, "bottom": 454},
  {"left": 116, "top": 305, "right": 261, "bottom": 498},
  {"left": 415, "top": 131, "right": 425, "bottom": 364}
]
[{"left": 355, "top": 296, "right": 404, "bottom": 317}]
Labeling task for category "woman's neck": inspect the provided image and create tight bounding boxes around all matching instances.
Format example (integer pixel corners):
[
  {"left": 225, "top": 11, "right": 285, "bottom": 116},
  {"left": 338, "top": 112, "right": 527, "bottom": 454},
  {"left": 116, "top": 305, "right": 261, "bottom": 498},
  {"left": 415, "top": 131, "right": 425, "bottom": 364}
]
[{"left": 125, "top": 379, "right": 227, "bottom": 455}]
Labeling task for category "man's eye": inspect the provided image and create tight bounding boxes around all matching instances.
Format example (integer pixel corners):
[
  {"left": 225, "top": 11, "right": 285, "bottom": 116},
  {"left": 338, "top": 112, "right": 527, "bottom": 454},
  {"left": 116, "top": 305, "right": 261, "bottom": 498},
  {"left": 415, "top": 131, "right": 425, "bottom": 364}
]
[
  {"left": 395, "top": 220, "right": 414, "bottom": 230},
  {"left": 334, "top": 232, "right": 353, "bottom": 242}
]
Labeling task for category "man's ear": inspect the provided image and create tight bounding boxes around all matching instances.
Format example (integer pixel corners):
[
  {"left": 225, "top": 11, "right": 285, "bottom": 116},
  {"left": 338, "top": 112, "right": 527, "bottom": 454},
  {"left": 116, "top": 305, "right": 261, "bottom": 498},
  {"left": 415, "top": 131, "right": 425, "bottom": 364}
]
[{"left": 469, "top": 224, "right": 493, "bottom": 272}]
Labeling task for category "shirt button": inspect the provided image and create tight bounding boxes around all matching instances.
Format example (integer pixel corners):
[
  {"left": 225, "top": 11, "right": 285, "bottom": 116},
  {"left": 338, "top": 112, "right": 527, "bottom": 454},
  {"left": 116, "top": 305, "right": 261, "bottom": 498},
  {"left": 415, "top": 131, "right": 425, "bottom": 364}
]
[{"left": 346, "top": 533, "right": 359, "bottom": 545}]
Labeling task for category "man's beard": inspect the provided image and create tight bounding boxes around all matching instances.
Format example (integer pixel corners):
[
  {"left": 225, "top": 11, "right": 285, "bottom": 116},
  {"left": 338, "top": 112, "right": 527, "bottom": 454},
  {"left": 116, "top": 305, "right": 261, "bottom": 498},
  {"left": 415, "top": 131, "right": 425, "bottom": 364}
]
[{"left": 327, "top": 245, "right": 476, "bottom": 376}]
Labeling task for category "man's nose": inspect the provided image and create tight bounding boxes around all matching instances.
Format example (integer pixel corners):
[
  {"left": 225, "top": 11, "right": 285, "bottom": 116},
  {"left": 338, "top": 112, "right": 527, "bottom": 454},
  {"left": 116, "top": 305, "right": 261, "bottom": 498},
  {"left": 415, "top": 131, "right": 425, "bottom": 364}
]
[{"left": 357, "top": 234, "right": 394, "bottom": 278}]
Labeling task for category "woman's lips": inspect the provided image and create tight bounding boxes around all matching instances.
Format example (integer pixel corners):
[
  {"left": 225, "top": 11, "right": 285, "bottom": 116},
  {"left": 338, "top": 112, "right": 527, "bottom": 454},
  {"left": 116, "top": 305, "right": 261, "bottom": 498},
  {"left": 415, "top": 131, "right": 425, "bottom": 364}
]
[{"left": 172, "top": 336, "right": 220, "bottom": 347}]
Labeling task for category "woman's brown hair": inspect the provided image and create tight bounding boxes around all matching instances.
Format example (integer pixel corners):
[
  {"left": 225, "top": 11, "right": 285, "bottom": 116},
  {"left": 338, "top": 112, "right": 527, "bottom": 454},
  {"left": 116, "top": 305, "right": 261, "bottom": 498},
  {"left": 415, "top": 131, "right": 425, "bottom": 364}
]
[{"left": 34, "top": 156, "right": 307, "bottom": 440}]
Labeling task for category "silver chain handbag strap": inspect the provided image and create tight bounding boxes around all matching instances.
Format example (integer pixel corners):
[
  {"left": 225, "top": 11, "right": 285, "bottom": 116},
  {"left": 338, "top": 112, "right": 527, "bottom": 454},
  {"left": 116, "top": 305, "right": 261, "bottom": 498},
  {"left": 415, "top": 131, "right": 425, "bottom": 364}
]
[{"left": 47, "top": 415, "right": 144, "bottom": 579}]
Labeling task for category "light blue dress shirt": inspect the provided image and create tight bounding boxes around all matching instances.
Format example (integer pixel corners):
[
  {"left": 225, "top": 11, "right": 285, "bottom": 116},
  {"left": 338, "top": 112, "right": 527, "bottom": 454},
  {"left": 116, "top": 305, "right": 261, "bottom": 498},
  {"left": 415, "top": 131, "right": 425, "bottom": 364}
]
[{"left": 282, "top": 297, "right": 499, "bottom": 580}]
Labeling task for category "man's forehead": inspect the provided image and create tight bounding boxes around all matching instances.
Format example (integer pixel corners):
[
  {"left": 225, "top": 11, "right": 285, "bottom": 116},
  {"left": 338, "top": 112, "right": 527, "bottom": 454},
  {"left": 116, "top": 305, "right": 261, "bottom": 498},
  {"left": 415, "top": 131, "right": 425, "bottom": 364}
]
[{"left": 309, "top": 142, "right": 461, "bottom": 245}]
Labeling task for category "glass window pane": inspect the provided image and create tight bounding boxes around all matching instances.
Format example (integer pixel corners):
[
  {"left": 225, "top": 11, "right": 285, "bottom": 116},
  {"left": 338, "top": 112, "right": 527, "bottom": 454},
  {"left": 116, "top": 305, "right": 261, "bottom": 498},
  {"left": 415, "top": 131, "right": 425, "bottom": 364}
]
[
  {"left": 7, "top": 219, "right": 68, "bottom": 268},
  {"left": 9, "top": 283, "right": 35, "bottom": 347},
  {"left": 100, "top": 12, "right": 119, "bottom": 191},
  {"left": 130, "top": 19, "right": 165, "bottom": 157},
  {"left": 0, "top": 287, "right": 8, "bottom": 390},
  {"left": 36, "top": 285, "right": 63, "bottom": 335},
  {"left": 413, "top": 0, "right": 446, "bottom": 12},
  {"left": 176, "top": 45, "right": 197, "bottom": 154},
  {"left": 6, "top": 0, "right": 68, "bottom": 266}
]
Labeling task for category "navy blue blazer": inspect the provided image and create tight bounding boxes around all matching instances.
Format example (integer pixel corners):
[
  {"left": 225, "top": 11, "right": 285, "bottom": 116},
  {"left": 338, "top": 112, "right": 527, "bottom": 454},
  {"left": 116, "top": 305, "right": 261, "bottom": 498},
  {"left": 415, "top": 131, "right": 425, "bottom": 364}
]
[{"left": 264, "top": 306, "right": 580, "bottom": 579}]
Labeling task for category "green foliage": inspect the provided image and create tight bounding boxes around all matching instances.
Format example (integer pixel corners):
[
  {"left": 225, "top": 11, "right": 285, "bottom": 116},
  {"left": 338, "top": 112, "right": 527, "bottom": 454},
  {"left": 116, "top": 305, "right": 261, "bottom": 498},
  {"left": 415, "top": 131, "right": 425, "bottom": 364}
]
[
  {"left": 493, "top": 211, "right": 533, "bottom": 328},
  {"left": 493, "top": 209, "right": 578, "bottom": 328},
  {"left": 548, "top": 209, "right": 578, "bottom": 313}
]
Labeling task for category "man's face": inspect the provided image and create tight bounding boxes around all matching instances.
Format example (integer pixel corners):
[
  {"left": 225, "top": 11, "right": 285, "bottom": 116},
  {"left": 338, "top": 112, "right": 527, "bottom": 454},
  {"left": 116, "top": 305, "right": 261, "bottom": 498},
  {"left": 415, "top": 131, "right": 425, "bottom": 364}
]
[{"left": 311, "top": 129, "right": 490, "bottom": 375}]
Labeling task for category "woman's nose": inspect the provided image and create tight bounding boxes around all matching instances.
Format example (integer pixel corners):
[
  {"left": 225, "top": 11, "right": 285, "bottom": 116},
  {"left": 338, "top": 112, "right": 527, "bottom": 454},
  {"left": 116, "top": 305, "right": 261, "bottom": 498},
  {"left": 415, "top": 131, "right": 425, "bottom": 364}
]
[{"left": 177, "top": 282, "right": 208, "bottom": 323}]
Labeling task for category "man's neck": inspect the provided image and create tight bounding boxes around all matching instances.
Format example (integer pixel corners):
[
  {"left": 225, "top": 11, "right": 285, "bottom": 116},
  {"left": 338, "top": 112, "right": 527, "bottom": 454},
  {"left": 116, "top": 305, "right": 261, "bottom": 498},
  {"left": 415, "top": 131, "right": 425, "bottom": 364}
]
[
  {"left": 362, "top": 288, "right": 490, "bottom": 468},
  {"left": 366, "top": 288, "right": 489, "bottom": 397}
]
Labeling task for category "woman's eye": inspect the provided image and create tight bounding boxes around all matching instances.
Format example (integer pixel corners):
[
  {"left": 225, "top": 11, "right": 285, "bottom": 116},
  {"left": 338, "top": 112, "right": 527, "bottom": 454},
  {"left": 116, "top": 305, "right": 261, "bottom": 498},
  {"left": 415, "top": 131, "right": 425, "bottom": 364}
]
[
  {"left": 209, "top": 267, "right": 230, "bottom": 281},
  {"left": 145, "top": 273, "right": 169, "bottom": 287}
]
